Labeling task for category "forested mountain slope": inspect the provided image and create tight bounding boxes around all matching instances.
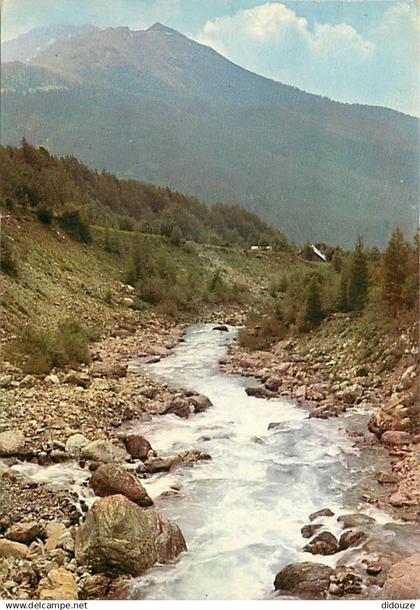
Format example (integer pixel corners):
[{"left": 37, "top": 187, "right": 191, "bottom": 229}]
[{"left": 1, "top": 23, "right": 417, "bottom": 246}]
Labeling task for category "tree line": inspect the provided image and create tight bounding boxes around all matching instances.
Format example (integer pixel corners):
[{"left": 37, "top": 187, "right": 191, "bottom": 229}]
[{"left": 0, "top": 140, "right": 284, "bottom": 248}]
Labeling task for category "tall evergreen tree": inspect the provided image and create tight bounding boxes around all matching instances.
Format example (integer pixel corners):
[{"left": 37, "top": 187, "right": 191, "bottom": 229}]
[
  {"left": 304, "top": 276, "right": 324, "bottom": 324},
  {"left": 338, "top": 265, "right": 350, "bottom": 311},
  {"left": 382, "top": 227, "right": 409, "bottom": 310},
  {"left": 347, "top": 236, "right": 368, "bottom": 311}
]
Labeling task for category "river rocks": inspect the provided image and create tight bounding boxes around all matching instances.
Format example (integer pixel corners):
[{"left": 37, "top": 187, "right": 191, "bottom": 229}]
[
  {"left": 213, "top": 325, "right": 228, "bottom": 331},
  {"left": 138, "top": 386, "right": 159, "bottom": 399},
  {"left": 309, "top": 508, "right": 334, "bottom": 521},
  {"left": 245, "top": 386, "right": 276, "bottom": 399},
  {"left": 5, "top": 521, "right": 42, "bottom": 544},
  {"left": 0, "top": 430, "right": 25, "bottom": 456},
  {"left": 264, "top": 377, "right": 282, "bottom": 392},
  {"left": 376, "top": 471, "right": 399, "bottom": 485},
  {"left": 337, "top": 514, "right": 375, "bottom": 529},
  {"left": 368, "top": 393, "right": 414, "bottom": 438},
  {"left": 145, "top": 456, "right": 182, "bottom": 473},
  {"left": 0, "top": 539, "right": 29, "bottom": 559},
  {"left": 65, "top": 433, "right": 90, "bottom": 454},
  {"left": 124, "top": 435, "right": 152, "bottom": 460},
  {"left": 189, "top": 394, "right": 213, "bottom": 413},
  {"left": 301, "top": 524, "right": 323, "bottom": 539},
  {"left": 89, "top": 464, "right": 153, "bottom": 507},
  {"left": 82, "top": 440, "right": 130, "bottom": 464},
  {"left": 37, "top": 568, "right": 78, "bottom": 600},
  {"left": 0, "top": 374, "right": 12, "bottom": 389},
  {"left": 381, "top": 555, "right": 420, "bottom": 600},
  {"left": 91, "top": 362, "right": 127, "bottom": 379},
  {"left": 178, "top": 449, "right": 211, "bottom": 465},
  {"left": 274, "top": 562, "right": 334, "bottom": 599},
  {"left": 143, "top": 450, "right": 210, "bottom": 474},
  {"left": 339, "top": 529, "right": 368, "bottom": 550},
  {"left": 63, "top": 371, "right": 91, "bottom": 389},
  {"left": 79, "top": 574, "right": 111, "bottom": 599},
  {"left": 75, "top": 495, "right": 186, "bottom": 576},
  {"left": 45, "top": 374, "right": 60, "bottom": 386},
  {"left": 162, "top": 397, "right": 191, "bottom": 418},
  {"left": 389, "top": 491, "right": 417, "bottom": 507},
  {"left": 44, "top": 522, "right": 67, "bottom": 552},
  {"left": 295, "top": 385, "right": 306, "bottom": 399},
  {"left": 341, "top": 384, "right": 363, "bottom": 405},
  {"left": 381, "top": 431, "right": 412, "bottom": 446},
  {"left": 303, "top": 531, "right": 339, "bottom": 555},
  {"left": 329, "top": 571, "right": 362, "bottom": 596}
]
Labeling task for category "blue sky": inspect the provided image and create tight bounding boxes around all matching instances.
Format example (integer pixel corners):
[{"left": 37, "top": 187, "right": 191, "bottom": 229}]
[{"left": 2, "top": 0, "right": 418, "bottom": 115}]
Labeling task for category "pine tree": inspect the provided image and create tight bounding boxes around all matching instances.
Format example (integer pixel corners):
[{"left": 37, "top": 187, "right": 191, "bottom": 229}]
[
  {"left": 382, "top": 227, "right": 409, "bottom": 310},
  {"left": 304, "top": 276, "right": 324, "bottom": 324},
  {"left": 338, "top": 265, "right": 349, "bottom": 311},
  {"left": 347, "top": 236, "right": 368, "bottom": 311}
]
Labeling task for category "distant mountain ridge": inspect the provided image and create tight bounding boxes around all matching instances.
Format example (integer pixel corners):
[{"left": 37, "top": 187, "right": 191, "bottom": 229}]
[
  {"left": 1, "top": 23, "right": 418, "bottom": 246},
  {"left": 1, "top": 25, "right": 98, "bottom": 63}
]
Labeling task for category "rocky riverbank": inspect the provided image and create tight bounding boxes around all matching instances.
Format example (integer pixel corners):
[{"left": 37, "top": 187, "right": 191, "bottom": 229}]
[
  {"left": 0, "top": 310, "right": 418, "bottom": 600},
  {"left": 220, "top": 311, "right": 419, "bottom": 599},
  {"left": 0, "top": 313, "right": 233, "bottom": 600}
]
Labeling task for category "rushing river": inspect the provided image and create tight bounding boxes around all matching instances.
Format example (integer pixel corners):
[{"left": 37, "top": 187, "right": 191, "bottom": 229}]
[
  {"left": 126, "top": 324, "right": 391, "bottom": 600},
  {"left": 7, "top": 323, "right": 412, "bottom": 600}
]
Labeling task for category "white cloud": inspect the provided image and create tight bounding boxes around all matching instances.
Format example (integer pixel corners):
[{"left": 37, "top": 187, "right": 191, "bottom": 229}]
[
  {"left": 196, "top": 2, "right": 417, "bottom": 115},
  {"left": 310, "top": 22, "right": 375, "bottom": 59},
  {"left": 199, "top": 3, "right": 374, "bottom": 62}
]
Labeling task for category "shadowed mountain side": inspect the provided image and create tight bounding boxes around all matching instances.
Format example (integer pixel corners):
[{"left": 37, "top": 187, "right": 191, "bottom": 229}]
[{"left": 1, "top": 24, "right": 417, "bottom": 246}]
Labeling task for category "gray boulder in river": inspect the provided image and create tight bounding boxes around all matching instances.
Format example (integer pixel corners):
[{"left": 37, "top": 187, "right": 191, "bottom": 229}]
[{"left": 75, "top": 495, "right": 187, "bottom": 576}]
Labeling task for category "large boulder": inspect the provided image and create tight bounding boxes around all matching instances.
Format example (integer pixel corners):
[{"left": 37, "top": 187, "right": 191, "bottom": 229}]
[
  {"left": 309, "top": 508, "right": 334, "bottom": 521},
  {"left": 189, "top": 394, "right": 213, "bottom": 413},
  {"left": 339, "top": 529, "right": 368, "bottom": 550},
  {"left": 124, "top": 435, "right": 152, "bottom": 460},
  {"left": 37, "top": 568, "right": 78, "bottom": 600},
  {"left": 381, "top": 431, "right": 412, "bottom": 446},
  {"left": 245, "top": 386, "right": 276, "bottom": 399},
  {"left": 82, "top": 440, "right": 130, "bottom": 464},
  {"left": 337, "top": 513, "right": 375, "bottom": 529},
  {"left": 301, "top": 524, "right": 323, "bottom": 539},
  {"left": 303, "top": 531, "right": 339, "bottom": 555},
  {"left": 5, "top": 520, "right": 42, "bottom": 544},
  {"left": 381, "top": 555, "right": 420, "bottom": 600},
  {"left": 65, "top": 433, "right": 90, "bottom": 454},
  {"left": 162, "top": 398, "right": 191, "bottom": 418},
  {"left": 0, "top": 430, "right": 25, "bottom": 456},
  {"left": 274, "top": 562, "right": 334, "bottom": 599},
  {"left": 89, "top": 464, "right": 153, "bottom": 507},
  {"left": 0, "top": 539, "right": 29, "bottom": 559},
  {"left": 75, "top": 495, "right": 186, "bottom": 576}
]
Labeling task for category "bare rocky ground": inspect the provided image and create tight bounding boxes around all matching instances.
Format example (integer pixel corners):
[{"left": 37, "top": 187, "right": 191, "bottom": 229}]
[
  {"left": 221, "top": 312, "right": 419, "bottom": 600},
  {"left": 0, "top": 309, "right": 418, "bottom": 600}
]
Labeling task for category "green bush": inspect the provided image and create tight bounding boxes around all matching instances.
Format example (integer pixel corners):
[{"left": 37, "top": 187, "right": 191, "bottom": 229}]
[
  {"left": 37, "top": 206, "right": 54, "bottom": 225},
  {"left": 118, "top": 216, "right": 134, "bottom": 232},
  {"left": 7, "top": 318, "right": 92, "bottom": 374},
  {"left": 59, "top": 207, "right": 92, "bottom": 243},
  {"left": 239, "top": 314, "right": 287, "bottom": 351},
  {"left": 0, "top": 236, "right": 18, "bottom": 277}
]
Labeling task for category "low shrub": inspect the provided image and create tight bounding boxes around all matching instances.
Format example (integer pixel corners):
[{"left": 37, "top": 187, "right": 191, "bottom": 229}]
[
  {"left": 0, "top": 236, "right": 18, "bottom": 277},
  {"left": 36, "top": 206, "right": 54, "bottom": 225},
  {"left": 59, "top": 207, "right": 92, "bottom": 243},
  {"left": 7, "top": 318, "right": 92, "bottom": 374}
]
